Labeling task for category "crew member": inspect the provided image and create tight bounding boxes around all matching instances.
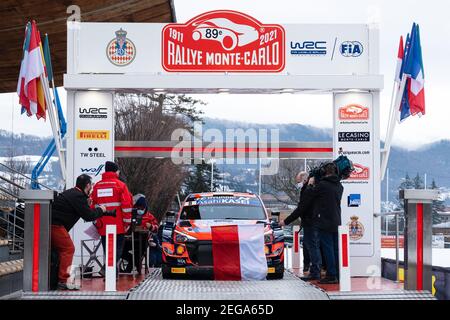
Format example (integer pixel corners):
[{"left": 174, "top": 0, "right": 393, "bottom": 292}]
[
  {"left": 281, "top": 163, "right": 343, "bottom": 284},
  {"left": 294, "top": 171, "right": 311, "bottom": 274},
  {"left": 280, "top": 173, "right": 320, "bottom": 280},
  {"left": 51, "top": 174, "right": 115, "bottom": 290},
  {"left": 91, "top": 161, "right": 133, "bottom": 267},
  {"left": 121, "top": 194, "right": 159, "bottom": 274}
]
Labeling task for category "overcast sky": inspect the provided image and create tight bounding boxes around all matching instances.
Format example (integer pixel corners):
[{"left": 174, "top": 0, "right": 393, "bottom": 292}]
[{"left": 1, "top": 0, "right": 449, "bottom": 149}]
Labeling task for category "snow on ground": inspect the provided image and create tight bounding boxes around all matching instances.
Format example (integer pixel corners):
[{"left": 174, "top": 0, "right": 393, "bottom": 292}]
[{"left": 381, "top": 248, "right": 450, "bottom": 268}]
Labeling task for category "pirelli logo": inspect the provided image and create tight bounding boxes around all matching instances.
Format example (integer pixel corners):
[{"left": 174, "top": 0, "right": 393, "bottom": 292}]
[{"left": 77, "top": 130, "right": 110, "bottom": 140}]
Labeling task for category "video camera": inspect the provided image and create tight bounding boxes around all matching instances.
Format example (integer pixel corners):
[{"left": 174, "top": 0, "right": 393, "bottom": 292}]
[
  {"left": 131, "top": 208, "right": 144, "bottom": 228},
  {"left": 308, "top": 154, "right": 354, "bottom": 183}
]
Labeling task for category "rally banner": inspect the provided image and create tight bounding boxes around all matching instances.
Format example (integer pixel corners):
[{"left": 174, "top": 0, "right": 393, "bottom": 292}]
[{"left": 211, "top": 224, "right": 267, "bottom": 281}]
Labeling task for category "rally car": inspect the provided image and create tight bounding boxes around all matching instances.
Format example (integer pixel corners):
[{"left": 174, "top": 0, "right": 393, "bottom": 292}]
[{"left": 161, "top": 192, "right": 284, "bottom": 280}]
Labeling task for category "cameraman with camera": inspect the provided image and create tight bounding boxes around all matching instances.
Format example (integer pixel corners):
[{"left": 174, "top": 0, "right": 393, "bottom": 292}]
[
  {"left": 51, "top": 174, "right": 116, "bottom": 290},
  {"left": 281, "top": 157, "right": 350, "bottom": 284}
]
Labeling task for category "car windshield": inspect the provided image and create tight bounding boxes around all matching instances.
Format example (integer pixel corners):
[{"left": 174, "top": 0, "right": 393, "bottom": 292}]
[{"left": 180, "top": 196, "right": 266, "bottom": 220}]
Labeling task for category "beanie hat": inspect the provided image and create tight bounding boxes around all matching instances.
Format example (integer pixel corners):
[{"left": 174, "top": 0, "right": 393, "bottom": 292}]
[
  {"left": 133, "top": 194, "right": 148, "bottom": 210},
  {"left": 105, "top": 161, "right": 119, "bottom": 172}
]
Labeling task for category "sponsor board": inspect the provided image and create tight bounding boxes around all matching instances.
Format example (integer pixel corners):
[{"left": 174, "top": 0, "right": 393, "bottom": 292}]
[
  {"left": 77, "top": 130, "right": 110, "bottom": 140},
  {"left": 161, "top": 10, "right": 285, "bottom": 72},
  {"left": 334, "top": 93, "right": 374, "bottom": 257},
  {"left": 74, "top": 92, "right": 114, "bottom": 185}
]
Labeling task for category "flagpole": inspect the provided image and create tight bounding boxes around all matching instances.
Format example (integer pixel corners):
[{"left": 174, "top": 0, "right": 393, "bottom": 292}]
[
  {"left": 381, "top": 74, "right": 407, "bottom": 180},
  {"left": 40, "top": 73, "right": 66, "bottom": 182}
]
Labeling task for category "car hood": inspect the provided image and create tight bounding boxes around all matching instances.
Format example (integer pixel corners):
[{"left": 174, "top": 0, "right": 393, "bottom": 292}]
[{"left": 176, "top": 219, "right": 270, "bottom": 240}]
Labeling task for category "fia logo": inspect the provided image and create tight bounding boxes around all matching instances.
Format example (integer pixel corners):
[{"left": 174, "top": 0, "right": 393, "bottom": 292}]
[{"left": 340, "top": 41, "right": 363, "bottom": 57}]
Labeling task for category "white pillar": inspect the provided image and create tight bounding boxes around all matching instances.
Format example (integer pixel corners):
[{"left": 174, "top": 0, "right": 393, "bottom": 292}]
[
  {"left": 291, "top": 225, "right": 300, "bottom": 270},
  {"left": 338, "top": 226, "right": 351, "bottom": 292},
  {"left": 105, "top": 224, "right": 117, "bottom": 292}
]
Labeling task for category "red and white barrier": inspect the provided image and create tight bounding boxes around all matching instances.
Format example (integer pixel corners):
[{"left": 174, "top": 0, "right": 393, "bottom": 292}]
[
  {"left": 291, "top": 225, "right": 300, "bottom": 269},
  {"left": 105, "top": 224, "right": 116, "bottom": 292},
  {"left": 338, "top": 226, "right": 351, "bottom": 292}
]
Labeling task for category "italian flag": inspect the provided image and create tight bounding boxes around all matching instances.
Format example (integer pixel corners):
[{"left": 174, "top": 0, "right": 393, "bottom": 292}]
[{"left": 211, "top": 224, "right": 268, "bottom": 281}]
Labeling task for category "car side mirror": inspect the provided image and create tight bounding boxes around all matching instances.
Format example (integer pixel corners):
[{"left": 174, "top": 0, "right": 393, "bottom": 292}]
[
  {"left": 270, "top": 210, "right": 280, "bottom": 223},
  {"left": 165, "top": 211, "right": 176, "bottom": 223}
]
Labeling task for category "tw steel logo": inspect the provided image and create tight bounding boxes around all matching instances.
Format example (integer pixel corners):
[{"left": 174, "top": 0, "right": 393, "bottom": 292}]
[
  {"left": 349, "top": 164, "right": 370, "bottom": 180},
  {"left": 162, "top": 10, "right": 285, "bottom": 72},
  {"left": 339, "top": 104, "right": 369, "bottom": 120}
]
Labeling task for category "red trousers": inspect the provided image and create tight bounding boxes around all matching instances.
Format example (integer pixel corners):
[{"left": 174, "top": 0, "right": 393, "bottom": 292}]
[{"left": 51, "top": 225, "right": 75, "bottom": 283}]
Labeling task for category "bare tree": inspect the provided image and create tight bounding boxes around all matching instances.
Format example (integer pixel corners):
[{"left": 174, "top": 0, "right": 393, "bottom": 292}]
[
  {"left": 262, "top": 159, "right": 327, "bottom": 204},
  {"left": 114, "top": 93, "right": 204, "bottom": 220}
]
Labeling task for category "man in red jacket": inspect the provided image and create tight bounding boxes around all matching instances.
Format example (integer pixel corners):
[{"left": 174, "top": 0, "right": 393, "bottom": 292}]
[{"left": 91, "top": 161, "right": 133, "bottom": 267}]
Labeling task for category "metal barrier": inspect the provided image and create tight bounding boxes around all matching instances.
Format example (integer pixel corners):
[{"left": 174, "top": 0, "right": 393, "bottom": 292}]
[
  {"left": 400, "top": 189, "right": 439, "bottom": 292},
  {"left": 374, "top": 210, "right": 403, "bottom": 282},
  {"left": 19, "top": 189, "right": 55, "bottom": 292}
]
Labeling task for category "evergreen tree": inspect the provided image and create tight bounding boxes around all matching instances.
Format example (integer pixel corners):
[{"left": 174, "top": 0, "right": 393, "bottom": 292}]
[
  {"left": 413, "top": 173, "right": 424, "bottom": 189},
  {"left": 396, "top": 173, "right": 414, "bottom": 211},
  {"left": 182, "top": 160, "right": 221, "bottom": 197},
  {"left": 430, "top": 179, "right": 445, "bottom": 225}
]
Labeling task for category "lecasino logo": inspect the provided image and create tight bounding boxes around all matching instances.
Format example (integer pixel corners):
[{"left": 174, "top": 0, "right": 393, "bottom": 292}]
[
  {"left": 162, "top": 10, "right": 285, "bottom": 72},
  {"left": 340, "top": 41, "right": 363, "bottom": 57},
  {"left": 80, "top": 164, "right": 104, "bottom": 177},
  {"left": 290, "top": 41, "right": 327, "bottom": 56},
  {"left": 79, "top": 107, "right": 108, "bottom": 119},
  {"left": 347, "top": 194, "right": 361, "bottom": 207},
  {"left": 338, "top": 132, "right": 370, "bottom": 142}
]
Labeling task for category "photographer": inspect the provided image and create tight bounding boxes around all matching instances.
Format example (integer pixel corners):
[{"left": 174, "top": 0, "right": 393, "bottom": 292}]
[
  {"left": 120, "top": 194, "right": 159, "bottom": 274},
  {"left": 51, "top": 174, "right": 115, "bottom": 290},
  {"left": 281, "top": 162, "right": 344, "bottom": 284},
  {"left": 280, "top": 175, "right": 321, "bottom": 280}
]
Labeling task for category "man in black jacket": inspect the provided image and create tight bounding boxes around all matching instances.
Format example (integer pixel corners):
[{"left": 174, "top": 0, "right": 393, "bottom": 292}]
[
  {"left": 281, "top": 176, "right": 321, "bottom": 280},
  {"left": 51, "top": 174, "right": 112, "bottom": 290},
  {"left": 281, "top": 163, "right": 344, "bottom": 283}
]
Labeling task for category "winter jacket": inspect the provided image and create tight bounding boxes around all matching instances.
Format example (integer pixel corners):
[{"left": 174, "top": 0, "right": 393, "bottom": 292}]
[
  {"left": 52, "top": 187, "right": 104, "bottom": 232},
  {"left": 91, "top": 171, "right": 133, "bottom": 236},
  {"left": 284, "top": 176, "right": 344, "bottom": 233},
  {"left": 284, "top": 184, "right": 315, "bottom": 227}
]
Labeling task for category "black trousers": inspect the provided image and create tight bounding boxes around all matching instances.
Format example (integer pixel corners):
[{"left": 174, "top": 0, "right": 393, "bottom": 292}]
[{"left": 121, "top": 233, "right": 149, "bottom": 273}]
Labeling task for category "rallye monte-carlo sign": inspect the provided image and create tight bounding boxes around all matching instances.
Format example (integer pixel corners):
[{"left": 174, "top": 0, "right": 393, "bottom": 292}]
[{"left": 162, "top": 10, "right": 285, "bottom": 72}]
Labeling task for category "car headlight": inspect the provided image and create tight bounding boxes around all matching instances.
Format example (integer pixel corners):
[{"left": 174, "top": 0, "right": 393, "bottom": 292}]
[
  {"left": 174, "top": 230, "right": 197, "bottom": 243},
  {"left": 163, "top": 246, "right": 174, "bottom": 255},
  {"left": 272, "top": 246, "right": 284, "bottom": 256}
]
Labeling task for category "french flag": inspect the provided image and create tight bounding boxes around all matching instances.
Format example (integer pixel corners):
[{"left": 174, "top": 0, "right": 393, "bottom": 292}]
[
  {"left": 211, "top": 224, "right": 268, "bottom": 281},
  {"left": 400, "top": 23, "right": 425, "bottom": 121}
]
